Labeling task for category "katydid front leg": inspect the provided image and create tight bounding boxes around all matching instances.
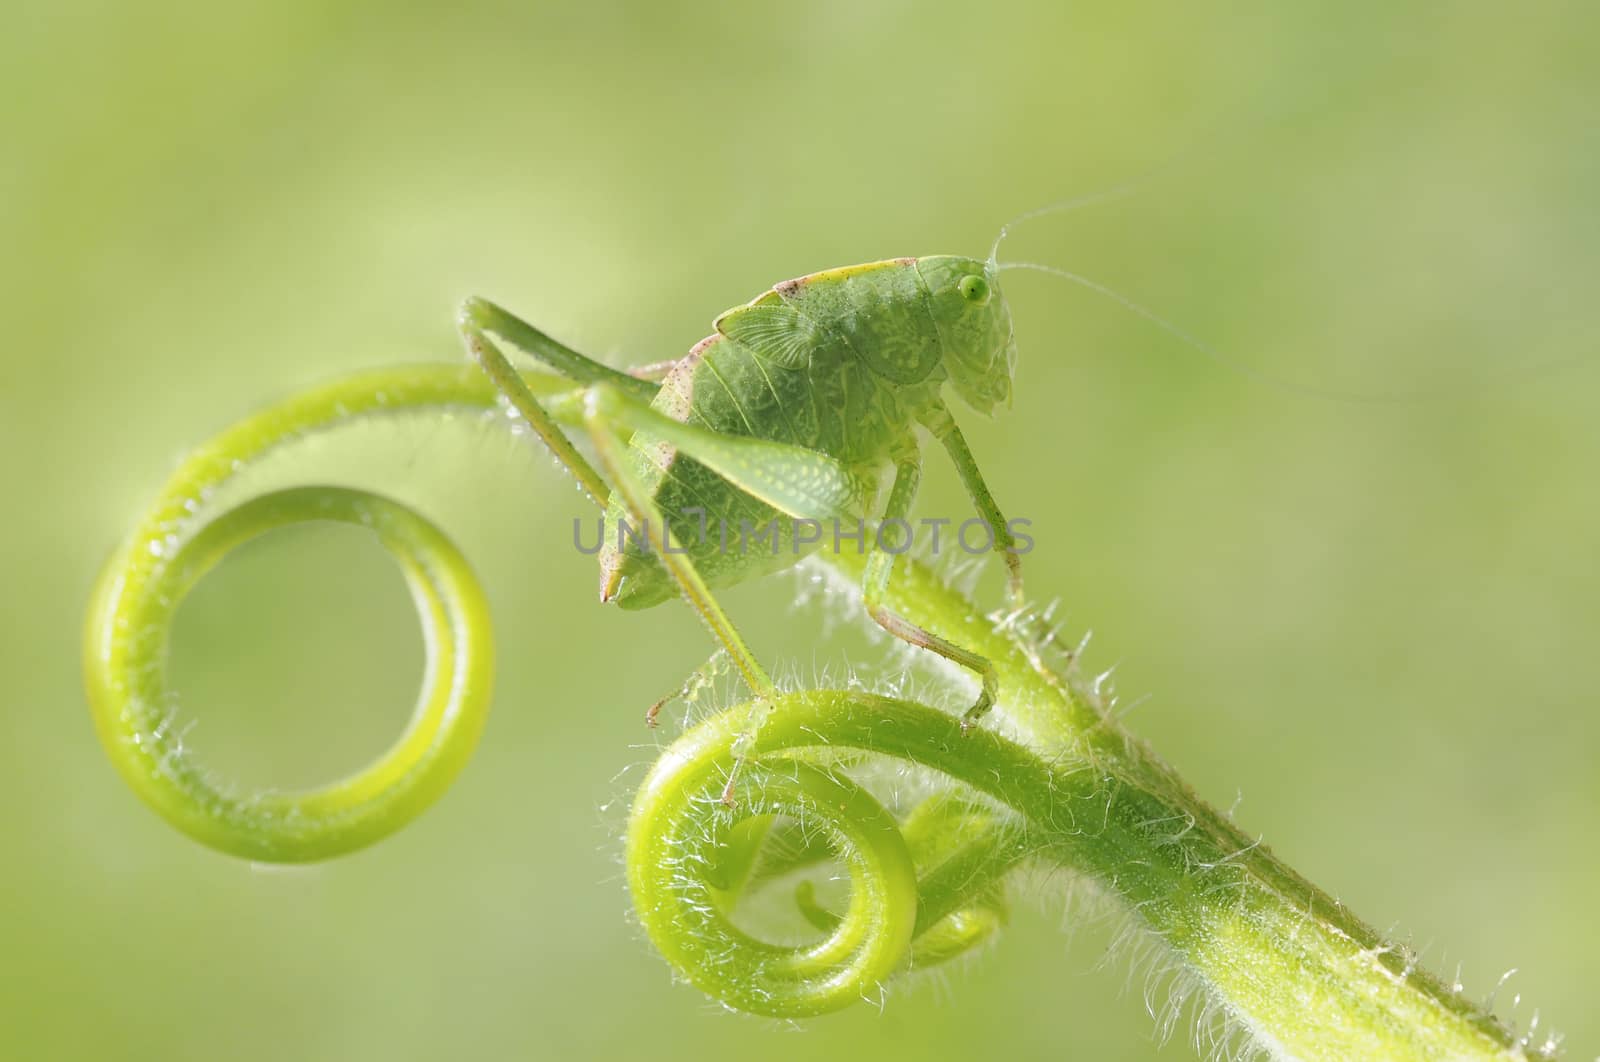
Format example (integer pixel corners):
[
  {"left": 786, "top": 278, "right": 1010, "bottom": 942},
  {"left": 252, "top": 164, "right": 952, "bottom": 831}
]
[
  {"left": 863, "top": 442, "right": 1001, "bottom": 729},
  {"left": 920, "top": 402, "right": 1025, "bottom": 609}
]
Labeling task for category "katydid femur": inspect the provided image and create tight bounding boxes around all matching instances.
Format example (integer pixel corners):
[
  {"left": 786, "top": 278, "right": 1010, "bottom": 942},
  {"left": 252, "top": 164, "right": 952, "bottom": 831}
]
[{"left": 461, "top": 255, "right": 1029, "bottom": 793}]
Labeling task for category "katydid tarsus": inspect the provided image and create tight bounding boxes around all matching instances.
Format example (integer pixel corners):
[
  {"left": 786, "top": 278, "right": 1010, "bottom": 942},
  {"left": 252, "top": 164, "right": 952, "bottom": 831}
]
[{"left": 460, "top": 255, "right": 1025, "bottom": 799}]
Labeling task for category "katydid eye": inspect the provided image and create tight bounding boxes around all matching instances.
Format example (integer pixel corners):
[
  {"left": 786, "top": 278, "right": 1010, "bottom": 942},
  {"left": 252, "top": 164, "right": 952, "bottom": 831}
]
[{"left": 958, "top": 274, "right": 990, "bottom": 304}]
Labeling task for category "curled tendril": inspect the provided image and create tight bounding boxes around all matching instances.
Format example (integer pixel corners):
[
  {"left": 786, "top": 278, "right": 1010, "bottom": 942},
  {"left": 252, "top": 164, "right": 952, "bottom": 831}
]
[
  {"left": 83, "top": 367, "right": 514, "bottom": 861},
  {"left": 627, "top": 690, "right": 1035, "bottom": 1017}
]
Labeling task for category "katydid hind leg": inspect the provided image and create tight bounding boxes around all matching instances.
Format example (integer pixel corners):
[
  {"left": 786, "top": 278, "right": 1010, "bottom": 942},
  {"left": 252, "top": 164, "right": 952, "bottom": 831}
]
[
  {"left": 583, "top": 383, "right": 870, "bottom": 525},
  {"left": 577, "top": 384, "right": 777, "bottom": 802},
  {"left": 627, "top": 358, "right": 681, "bottom": 384},
  {"left": 458, "top": 305, "right": 612, "bottom": 507},
  {"left": 461, "top": 312, "right": 762, "bottom": 753},
  {"left": 647, "top": 649, "right": 731, "bottom": 729},
  {"left": 863, "top": 443, "right": 1001, "bottom": 728},
  {"left": 462, "top": 296, "right": 661, "bottom": 403}
]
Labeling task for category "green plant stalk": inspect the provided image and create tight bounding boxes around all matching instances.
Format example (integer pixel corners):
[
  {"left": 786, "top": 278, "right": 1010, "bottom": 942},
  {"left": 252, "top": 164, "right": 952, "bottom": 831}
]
[
  {"left": 630, "top": 551, "right": 1541, "bottom": 1059},
  {"left": 84, "top": 367, "right": 506, "bottom": 860},
  {"left": 85, "top": 366, "right": 1548, "bottom": 1059}
]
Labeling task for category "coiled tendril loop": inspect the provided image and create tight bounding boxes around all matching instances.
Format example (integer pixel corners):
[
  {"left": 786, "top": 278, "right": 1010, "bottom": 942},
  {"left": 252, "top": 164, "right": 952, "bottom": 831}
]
[
  {"left": 83, "top": 367, "right": 510, "bottom": 861},
  {"left": 628, "top": 689, "right": 1043, "bottom": 1017}
]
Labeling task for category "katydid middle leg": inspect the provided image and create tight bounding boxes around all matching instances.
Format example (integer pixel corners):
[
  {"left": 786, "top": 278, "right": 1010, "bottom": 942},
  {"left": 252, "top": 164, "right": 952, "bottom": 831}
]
[
  {"left": 589, "top": 393, "right": 1011, "bottom": 729},
  {"left": 567, "top": 384, "right": 1012, "bottom": 757},
  {"left": 862, "top": 442, "right": 1001, "bottom": 729},
  {"left": 573, "top": 386, "right": 1005, "bottom": 733}
]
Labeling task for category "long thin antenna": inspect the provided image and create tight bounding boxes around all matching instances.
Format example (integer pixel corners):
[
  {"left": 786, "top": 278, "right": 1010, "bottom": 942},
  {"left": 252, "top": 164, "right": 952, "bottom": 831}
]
[
  {"left": 989, "top": 184, "right": 1140, "bottom": 266},
  {"left": 997, "top": 261, "right": 1588, "bottom": 404},
  {"left": 988, "top": 153, "right": 1199, "bottom": 267}
]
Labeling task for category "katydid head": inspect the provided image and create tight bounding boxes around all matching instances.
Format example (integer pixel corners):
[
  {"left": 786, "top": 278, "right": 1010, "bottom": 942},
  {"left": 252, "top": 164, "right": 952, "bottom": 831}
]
[{"left": 915, "top": 255, "right": 1017, "bottom": 415}]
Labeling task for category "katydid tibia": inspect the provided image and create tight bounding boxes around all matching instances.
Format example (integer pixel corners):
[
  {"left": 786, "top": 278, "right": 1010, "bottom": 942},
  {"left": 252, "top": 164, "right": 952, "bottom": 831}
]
[{"left": 461, "top": 255, "right": 1025, "bottom": 794}]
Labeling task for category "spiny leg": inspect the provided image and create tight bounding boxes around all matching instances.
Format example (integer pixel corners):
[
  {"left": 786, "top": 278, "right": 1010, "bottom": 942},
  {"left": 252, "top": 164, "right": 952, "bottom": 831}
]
[
  {"left": 458, "top": 301, "right": 614, "bottom": 506},
  {"left": 470, "top": 311, "right": 870, "bottom": 533},
  {"left": 460, "top": 304, "right": 725, "bottom": 730},
  {"left": 462, "top": 297, "right": 868, "bottom": 795},
  {"left": 460, "top": 310, "right": 787, "bottom": 801},
  {"left": 863, "top": 442, "right": 1001, "bottom": 729},
  {"left": 588, "top": 384, "right": 1006, "bottom": 728},
  {"left": 627, "top": 359, "right": 681, "bottom": 384},
  {"left": 460, "top": 295, "right": 682, "bottom": 497},
  {"left": 577, "top": 383, "right": 892, "bottom": 797},
  {"left": 920, "top": 403, "right": 1025, "bottom": 609},
  {"left": 577, "top": 386, "right": 784, "bottom": 803},
  {"left": 462, "top": 297, "right": 663, "bottom": 403},
  {"left": 461, "top": 301, "right": 707, "bottom": 502},
  {"left": 646, "top": 650, "right": 730, "bottom": 729},
  {"left": 583, "top": 385, "right": 871, "bottom": 525},
  {"left": 459, "top": 321, "right": 888, "bottom": 793}
]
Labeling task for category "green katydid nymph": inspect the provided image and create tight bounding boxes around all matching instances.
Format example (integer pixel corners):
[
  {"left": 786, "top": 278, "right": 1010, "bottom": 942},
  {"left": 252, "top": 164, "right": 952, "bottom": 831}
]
[{"left": 462, "top": 254, "right": 1028, "bottom": 783}]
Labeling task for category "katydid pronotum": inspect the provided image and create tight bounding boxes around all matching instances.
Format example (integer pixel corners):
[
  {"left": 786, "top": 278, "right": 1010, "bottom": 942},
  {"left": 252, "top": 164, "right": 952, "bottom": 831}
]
[{"left": 462, "top": 255, "right": 1026, "bottom": 799}]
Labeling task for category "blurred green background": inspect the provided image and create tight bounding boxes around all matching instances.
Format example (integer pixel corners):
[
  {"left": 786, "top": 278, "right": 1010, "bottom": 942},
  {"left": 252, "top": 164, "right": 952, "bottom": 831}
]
[{"left": 4, "top": 2, "right": 1596, "bottom": 1059}]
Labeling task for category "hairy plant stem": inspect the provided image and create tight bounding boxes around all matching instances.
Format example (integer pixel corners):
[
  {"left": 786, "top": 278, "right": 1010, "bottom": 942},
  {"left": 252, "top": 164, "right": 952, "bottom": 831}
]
[
  {"left": 631, "top": 549, "right": 1536, "bottom": 1057},
  {"left": 85, "top": 366, "right": 1547, "bottom": 1060}
]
